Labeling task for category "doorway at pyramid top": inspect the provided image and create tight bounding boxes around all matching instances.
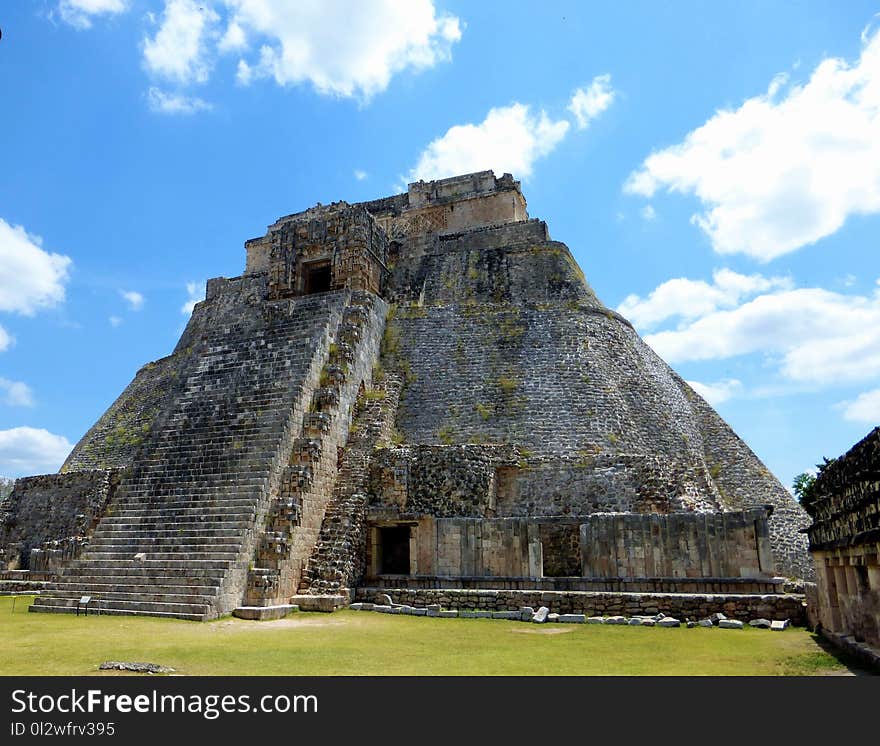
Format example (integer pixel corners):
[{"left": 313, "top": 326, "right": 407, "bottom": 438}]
[{"left": 267, "top": 203, "right": 389, "bottom": 300}]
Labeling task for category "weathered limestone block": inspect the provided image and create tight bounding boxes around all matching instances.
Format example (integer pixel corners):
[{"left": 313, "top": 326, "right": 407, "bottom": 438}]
[{"left": 719, "top": 619, "right": 744, "bottom": 629}]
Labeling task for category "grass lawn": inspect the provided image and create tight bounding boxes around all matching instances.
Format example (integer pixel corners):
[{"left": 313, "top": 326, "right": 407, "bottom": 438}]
[{"left": 0, "top": 596, "right": 854, "bottom": 676}]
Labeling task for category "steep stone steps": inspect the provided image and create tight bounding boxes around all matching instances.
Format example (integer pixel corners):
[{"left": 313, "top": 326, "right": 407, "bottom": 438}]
[
  {"left": 31, "top": 596, "right": 211, "bottom": 618},
  {"left": 63, "top": 558, "right": 235, "bottom": 572},
  {"left": 95, "top": 526, "right": 250, "bottom": 539},
  {"left": 46, "top": 587, "right": 220, "bottom": 604},
  {"left": 240, "top": 293, "right": 387, "bottom": 611},
  {"left": 100, "top": 514, "right": 256, "bottom": 527},
  {"left": 33, "top": 291, "right": 350, "bottom": 620}
]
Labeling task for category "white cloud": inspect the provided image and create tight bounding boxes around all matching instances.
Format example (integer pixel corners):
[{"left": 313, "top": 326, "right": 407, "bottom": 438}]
[
  {"left": 58, "top": 0, "right": 128, "bottom": 30},
  {"left": 147, "top": 87, "right": 213, "bottom": 115},
  {"left": 641, "top": 280, "right": 880, "bottom": 386},
  {"left": 640, "top": 205, "right": 656, "bottom": 221},
  {"left": 0, "top": 379, "right": 35, "bottom": 407},
  {"left": 0, "top": 326, "right": 12, "bottom": 353},
  {"left": 181, "top": 280, "right": 205, "bottom": 315},
  {"left": 109, "top": 316, "right": 123, "bottom": 328},
  {"left": 354, "top": 169, "right": 368, "bottom": 181},
  {"left": 223, "top": 0, "right": 461, "bottom": 99},
  {"left": 625, "top": 28, "right": 880, "bottom": 261},
  {"left": 617, "top": 268, "right": 792, "bottom": 330},
  {"left": 143, "top": 0, "right": 219, "bottom": 85},
  {"left": 0, "top": 218, "right": 72, "bottom": 316},
  {"left": 686, "top": 378, "right": 742, "bottom": 406},
  {"left": 839, "top": 388, "right": 880, "bottom": 424},
  {"left": 568, "top": 74, "right": 615, "bottom": 129},
  {"left": 218, "top": 19, "right": 246, "bottom": 52},
  {"left": 0, "top": 427, "right": 73, "bottom": 476},
  {"left": 405, "top": 103, "right": 570, "bottom": 184},
  {"left": 119, "top": 290, "right": 144, "bottom": 310}
]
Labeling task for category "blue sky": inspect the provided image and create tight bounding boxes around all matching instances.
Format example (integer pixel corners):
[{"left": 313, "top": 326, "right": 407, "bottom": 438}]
[{"left": 1, "top": 1, "right": 878, "bottom": 490}]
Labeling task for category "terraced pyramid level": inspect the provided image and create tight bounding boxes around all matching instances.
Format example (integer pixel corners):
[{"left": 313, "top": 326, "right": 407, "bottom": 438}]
[{"left": 0, "top": 171, "right": 812, "bottom": 621}]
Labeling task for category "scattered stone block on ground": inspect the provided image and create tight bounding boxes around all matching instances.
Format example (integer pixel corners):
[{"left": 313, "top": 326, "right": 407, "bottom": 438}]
[
  {"left": 657, "top": 617, "right": 681, "bottom": 627},
  {"left": 718, "top": 619, "right": 744, "bottom": 629},
  {"left": 99, "top": 661, "right": 175, "bottom": 674}
]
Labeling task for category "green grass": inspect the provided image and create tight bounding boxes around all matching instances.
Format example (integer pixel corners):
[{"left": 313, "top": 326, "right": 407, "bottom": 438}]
[{"left": 0, "top": 596, "right": 850, "bottom": 676}]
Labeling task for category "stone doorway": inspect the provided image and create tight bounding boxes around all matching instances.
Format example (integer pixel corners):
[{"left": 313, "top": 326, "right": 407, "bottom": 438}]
[
  {"left": 303, "top": 260, "right": 331, "bottom": 295},
  {"left": 379, "top": 525, "right": 411, "bottom": 575}
]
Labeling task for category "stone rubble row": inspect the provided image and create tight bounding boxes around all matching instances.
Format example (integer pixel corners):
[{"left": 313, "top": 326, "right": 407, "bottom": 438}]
[{"left": 350, "top": 597, "right": 790, "bottom": 630}]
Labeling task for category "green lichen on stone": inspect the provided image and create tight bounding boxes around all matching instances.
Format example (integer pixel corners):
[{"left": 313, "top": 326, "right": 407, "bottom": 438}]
[
  {"left": 497, "top": 376, "right": 519, "bottom": 394},
  {"left": 438, "top": 426, "right": 455, "bottom": 445},
  {"left": 474, "top": 403, "right": 492, "bottom": 421}
]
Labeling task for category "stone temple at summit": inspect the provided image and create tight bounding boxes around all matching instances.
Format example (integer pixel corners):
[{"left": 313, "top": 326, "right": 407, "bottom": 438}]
[{"left": 0, "top": 171, "right": 813, "bottom": 620}]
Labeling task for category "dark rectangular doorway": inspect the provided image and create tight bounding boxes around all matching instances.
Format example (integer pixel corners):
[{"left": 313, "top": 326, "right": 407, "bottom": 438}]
[
  {"left": 380, "top": 525, "right": 410, "bottom": 575},
  {"left": 303, "top": 261, "right": 331, "bottom": 295}
]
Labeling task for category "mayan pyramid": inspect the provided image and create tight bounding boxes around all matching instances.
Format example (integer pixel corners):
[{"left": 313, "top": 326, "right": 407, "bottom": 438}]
[{"left": 1, "top": 171, "right": 811, "bottom": 620}]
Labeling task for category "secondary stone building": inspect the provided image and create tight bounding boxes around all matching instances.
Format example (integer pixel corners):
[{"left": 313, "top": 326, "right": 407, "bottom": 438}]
[
  {"left": 805, "top": 427, "right": 880, "bottom": 664},
  {"left": 0, "top": 171, "right": 812, "bottom": 620}
]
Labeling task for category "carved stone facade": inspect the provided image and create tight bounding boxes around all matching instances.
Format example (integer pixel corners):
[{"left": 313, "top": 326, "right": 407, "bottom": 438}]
[{"left": 806, "top": 427, "right": 880, "bottom": 659}]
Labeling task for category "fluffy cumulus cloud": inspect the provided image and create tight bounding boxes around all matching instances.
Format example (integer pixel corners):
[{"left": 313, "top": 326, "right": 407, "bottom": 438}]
[
  {"left": 147, "top": 87, "right": 213, "bottom": 115},
  {"left": 404, "top": 103, "right": 570, "bottom": 184},
  {"left": 119, "top": 290, "right": 144, "bottom": 311},
  {"left": 181, "top": 280, "right": 205, "bottom": 315},
  {"left": 625, "top": 28, "right": 880, "bottom": 260},
  {"left": 686, "top": 378, "right": 742, "bottom": 406},
  {"left": 0, "top": 218, "right": 72, "bottom": 317},
  {"left": 839, "top": 388, "right": 880, "bottom": 424},
  {"left": 57, "top": 0, "right": 129, "bottom": 30},
  {"left": 138, "top": 0, "right": 460, "bottom": 101},
  {"left": 632, "top": 276, "right": 880, "bottom": 387},
  {"left": 0, "top": 427, "right": 73, "bottom": 477},
  {"left": 224, "top": 0, "right": 461, "bottom": 98},
  {"left": 618, "top": 268, "right": 792, "bottom": 329},
  {"left": 143, "top": 0, "right": 219, "bottom": 85},
  {"left": 568, "top": 74, "right": 615, "bottom": 129},
  {"left": 0, "top": 379, "right": 35, "bottom": 408}
]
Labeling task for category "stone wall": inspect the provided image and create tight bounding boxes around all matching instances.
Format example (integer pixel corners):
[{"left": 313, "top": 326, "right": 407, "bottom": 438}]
[
  {"left": 371, "top": 216, "right": 811, "bottom": 578},
  {"left": 355, "top": 587, "right": 807, "bottom": 625},
  {"left": 0, "top": 470, "right": 119, "bottom": 570},
  {"left": 363, "top": 510, "right": 774, "bottom": 582},
  {"left": 580, "top": 510, "right": 774, "bottom": 578},
  {"left": 806, "top": 427, "right": 880, "bottom": 649},
  {"left": 366, "top": 171, "right": 528, "bottom": 242}
]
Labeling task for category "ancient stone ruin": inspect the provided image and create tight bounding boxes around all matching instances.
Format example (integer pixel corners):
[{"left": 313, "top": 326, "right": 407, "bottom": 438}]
[
  {"left": 805, "top": 427, "right": 880, "bottom": 666},
  {"left": 0, "top": 171, "right": 812, "bottom": 621}
]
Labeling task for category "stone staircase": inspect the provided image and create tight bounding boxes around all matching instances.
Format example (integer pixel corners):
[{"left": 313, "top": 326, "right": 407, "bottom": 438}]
[
  {"left": 298, "top": 375, "right": 403, "bottom": 596},
  {"left": 242, "top": 293, "right": 387, "bottom": 610},
  {"left": 30, "top": 291, "right": 352, "bottom": 620}
]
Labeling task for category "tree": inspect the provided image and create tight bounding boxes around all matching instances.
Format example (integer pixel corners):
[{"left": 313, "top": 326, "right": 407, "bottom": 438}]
[
  {"left": 792, "top": 472, "right": 816, "bottom": 505},
  {"left": 792, "top": 457, "right": 835, "bottom": 514}
]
